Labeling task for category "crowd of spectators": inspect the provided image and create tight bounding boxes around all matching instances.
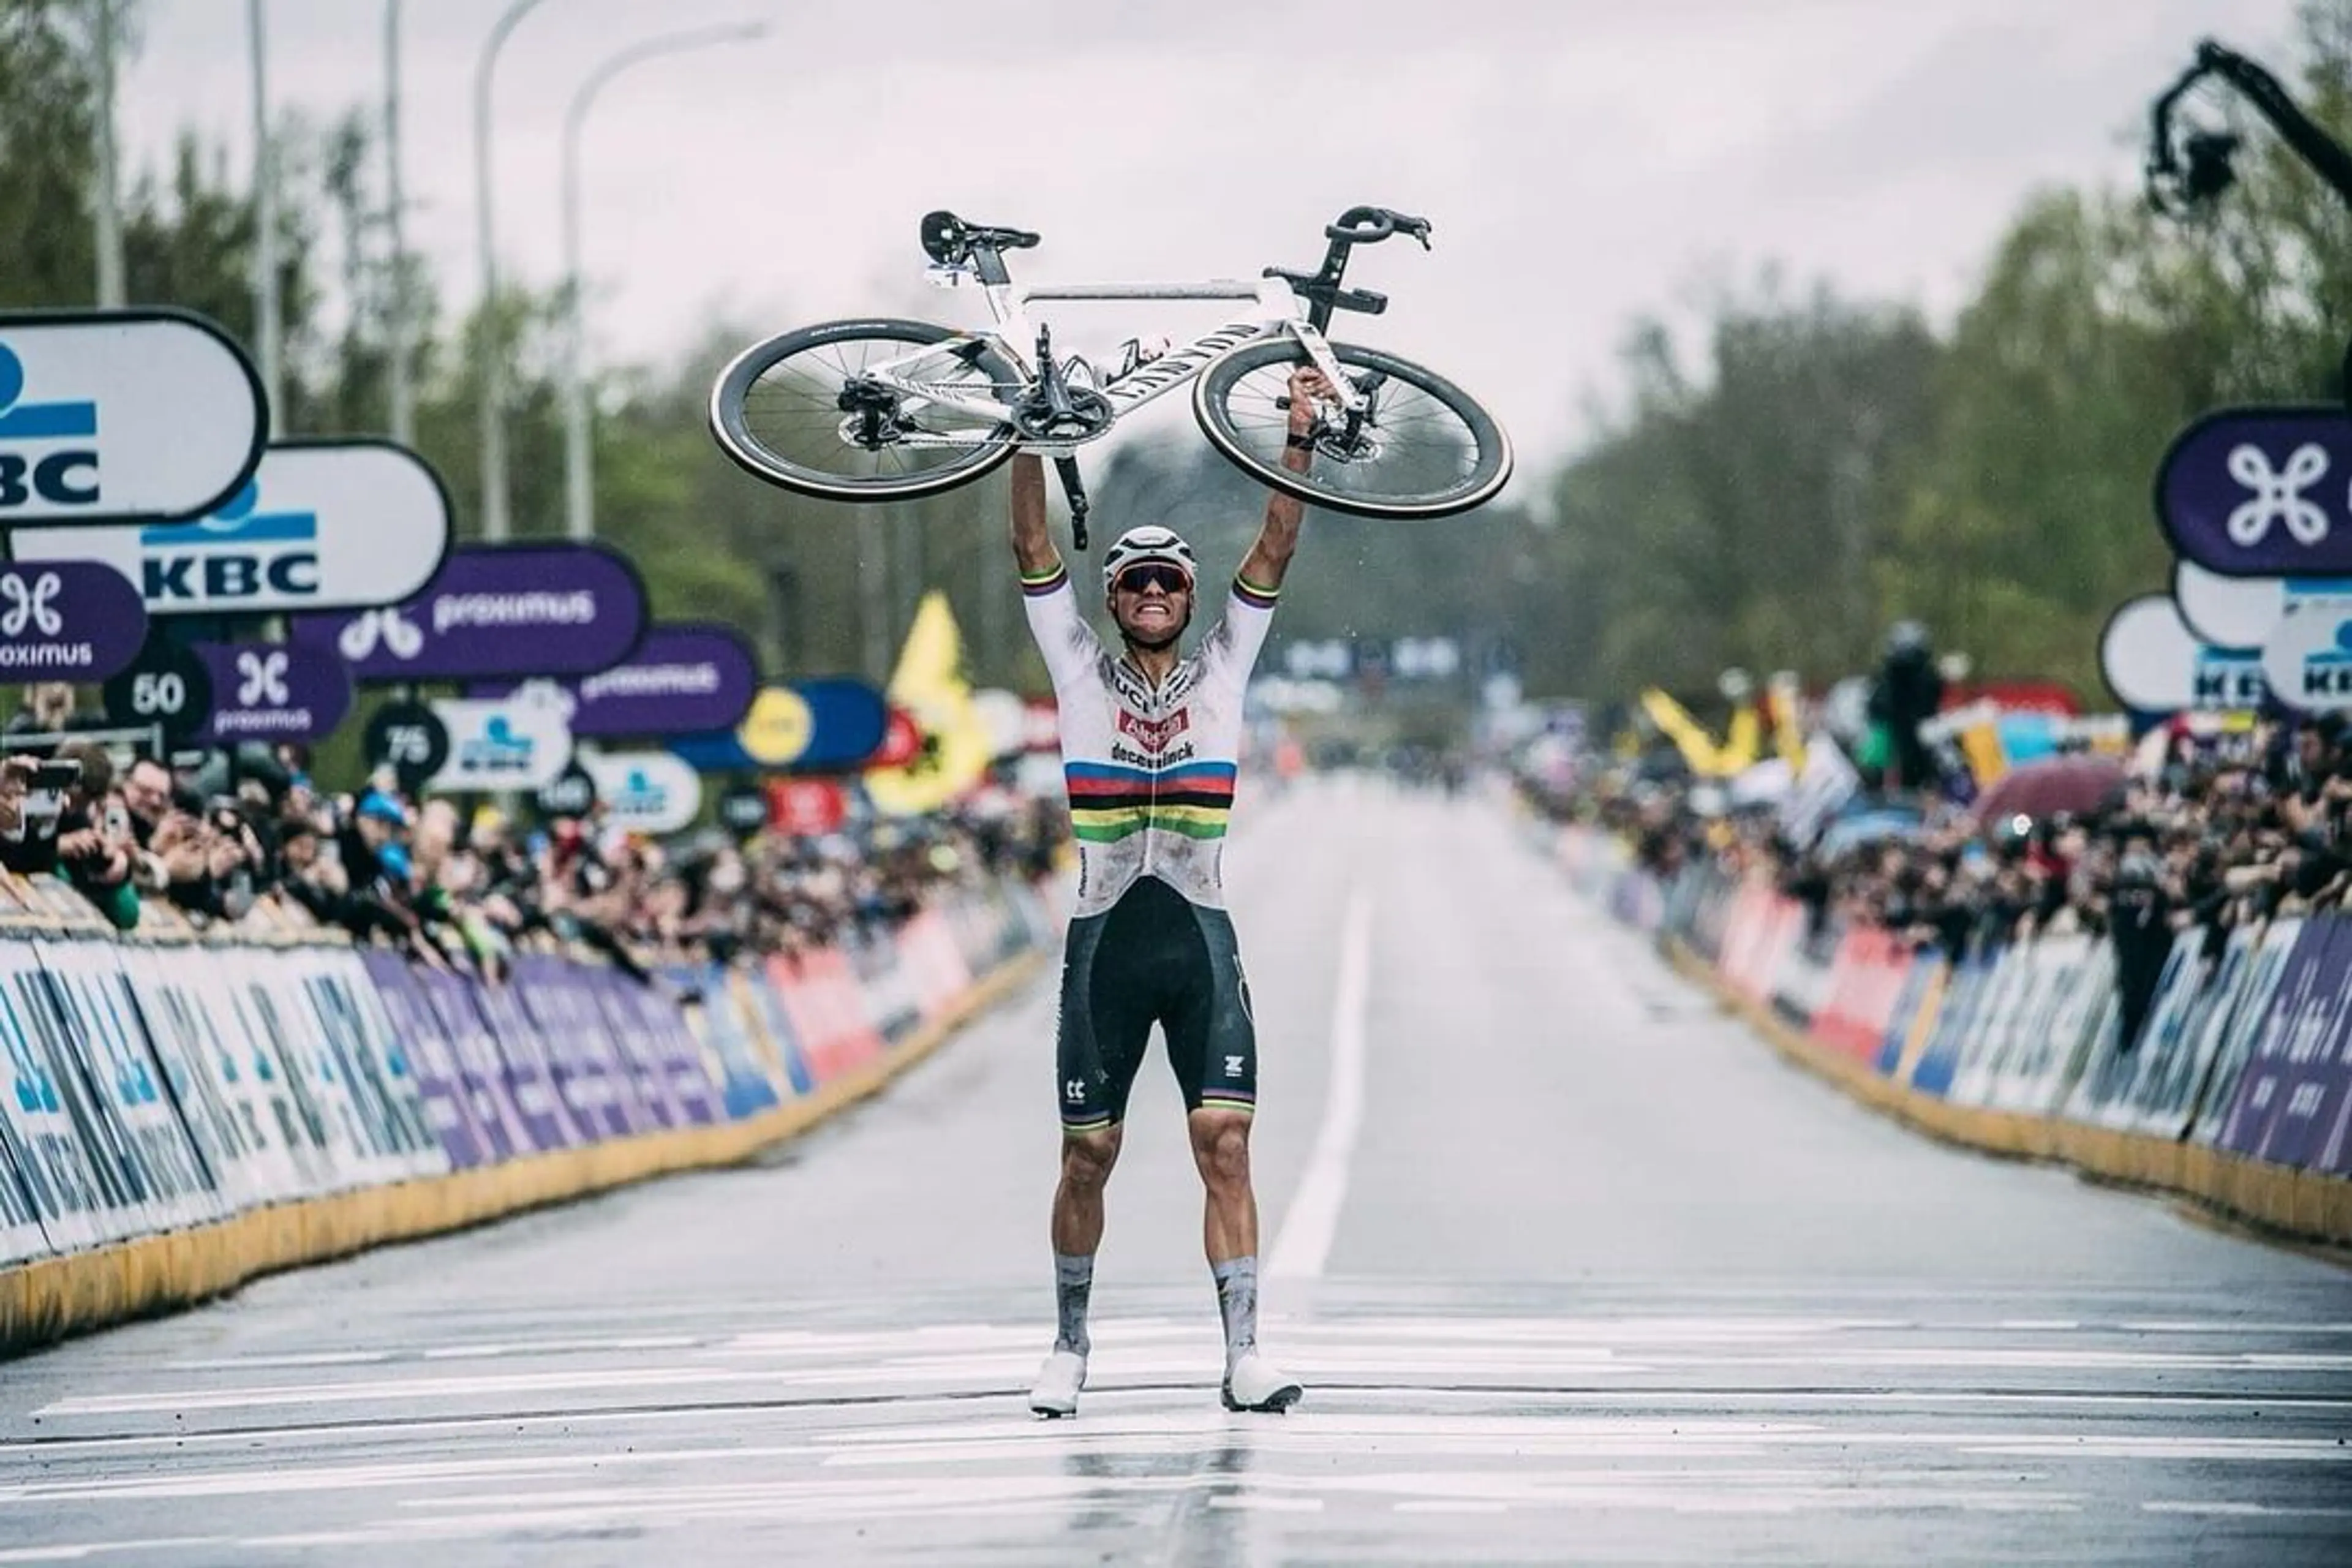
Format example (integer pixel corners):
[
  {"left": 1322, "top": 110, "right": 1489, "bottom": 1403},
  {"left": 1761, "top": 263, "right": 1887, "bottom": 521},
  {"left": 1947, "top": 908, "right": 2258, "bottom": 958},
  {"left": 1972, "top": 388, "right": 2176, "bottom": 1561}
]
[
  {"left": 1542, "top": 706, "right": 2352, "bottom": 1054},
  {"left": 0, "top": 685, "right": 1066, "bottom": 981}
]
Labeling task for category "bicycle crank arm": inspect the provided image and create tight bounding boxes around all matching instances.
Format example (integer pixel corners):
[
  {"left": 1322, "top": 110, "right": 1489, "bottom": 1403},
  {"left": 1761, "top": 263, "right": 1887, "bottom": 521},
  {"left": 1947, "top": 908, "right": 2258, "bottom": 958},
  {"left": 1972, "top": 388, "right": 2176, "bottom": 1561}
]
[{"left": 1054, "top": 454, "right": 1092, "bottom": 551}]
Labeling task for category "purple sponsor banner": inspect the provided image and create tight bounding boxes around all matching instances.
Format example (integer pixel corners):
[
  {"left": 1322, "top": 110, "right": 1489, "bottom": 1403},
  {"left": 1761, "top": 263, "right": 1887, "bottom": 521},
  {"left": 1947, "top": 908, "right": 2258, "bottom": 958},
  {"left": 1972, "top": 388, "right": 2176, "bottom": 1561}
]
[
  {"left": 585, "top": 970, "right": 686, "bottom": 1131},
  {"left": 601, "top": 968, "right": 722, "bottom": 1127},
  {"left": 486, "top": 963, "right": 630, "bottom": 1141},
  {"left": 469, "top": 624, "right": 759, "bottom": 739},
  {"left": 511, "top": 956, "right": 652, "bottom": 1139},
  {"left": 359, "top": 951, "right": 491, "bottom": 1169},
  {"left": 0, "top": 561, "right": 147, "bottom": 682},
  {"left": 2254, "top": 919, "right": 2352, "bottom": 1171},
  {"left": 420, "top": 968, "right": 576, "bottom": 1152},
  {"left": 290, "top": 542, "right": 647, "bottom": 682},
  {"left": 2214, "top": 919, "right": 2340, "bottom": 1157},
  {"left": 2159, "top": 407, "right": 2352, "bottom": 577},
  {"left": 192, "top": 639, "right": 352, "bottom": 746}
]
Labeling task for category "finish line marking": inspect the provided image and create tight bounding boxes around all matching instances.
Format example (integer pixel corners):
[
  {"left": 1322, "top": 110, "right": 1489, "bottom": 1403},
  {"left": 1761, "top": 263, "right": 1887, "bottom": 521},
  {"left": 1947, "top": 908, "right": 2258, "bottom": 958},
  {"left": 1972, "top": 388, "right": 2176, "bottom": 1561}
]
[{"left": 1266, "top": 886, "right": 1373, "bottom": 1283}]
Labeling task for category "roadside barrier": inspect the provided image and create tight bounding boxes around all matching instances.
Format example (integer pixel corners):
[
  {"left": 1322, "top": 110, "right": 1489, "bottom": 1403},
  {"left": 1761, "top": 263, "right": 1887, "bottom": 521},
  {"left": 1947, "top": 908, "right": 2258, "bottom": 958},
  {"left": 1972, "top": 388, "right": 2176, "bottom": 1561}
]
[
  {"left": 1551, "top": 827, "right": 2352, "bottom": 1246},
  {"left": 0, "top": 874, "right": 1056, "bottom": 1352}
]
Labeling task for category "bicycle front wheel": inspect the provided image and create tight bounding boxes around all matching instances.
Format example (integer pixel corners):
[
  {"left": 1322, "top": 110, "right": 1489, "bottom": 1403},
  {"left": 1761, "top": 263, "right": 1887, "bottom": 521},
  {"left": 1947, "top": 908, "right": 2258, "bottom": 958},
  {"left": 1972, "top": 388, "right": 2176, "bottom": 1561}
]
[
  {"left": 709, "top": 318, "right": 1023, "bottom": 502},
  {"left": 1193, "top": 340, "right": 1512, "bottom": 519}
]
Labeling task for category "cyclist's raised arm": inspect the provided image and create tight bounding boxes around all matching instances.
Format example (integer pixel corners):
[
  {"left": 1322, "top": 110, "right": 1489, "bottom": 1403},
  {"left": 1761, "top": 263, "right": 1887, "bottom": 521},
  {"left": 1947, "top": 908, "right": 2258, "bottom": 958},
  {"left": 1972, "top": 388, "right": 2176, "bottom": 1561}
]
[
  {"left": 1235, "top": 366, "right": 1330, "bottom": 596},
  {"left": 1009, "top": 453, "right": 1062, "bottom": 579}
]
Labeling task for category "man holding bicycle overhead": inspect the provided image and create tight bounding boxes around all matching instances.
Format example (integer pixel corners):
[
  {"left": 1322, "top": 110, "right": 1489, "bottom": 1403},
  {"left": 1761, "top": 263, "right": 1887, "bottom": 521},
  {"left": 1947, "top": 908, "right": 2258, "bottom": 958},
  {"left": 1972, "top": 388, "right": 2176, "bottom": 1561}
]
[{"left": 1012, "top": 364, "right": 1331, "bottom": 1419}]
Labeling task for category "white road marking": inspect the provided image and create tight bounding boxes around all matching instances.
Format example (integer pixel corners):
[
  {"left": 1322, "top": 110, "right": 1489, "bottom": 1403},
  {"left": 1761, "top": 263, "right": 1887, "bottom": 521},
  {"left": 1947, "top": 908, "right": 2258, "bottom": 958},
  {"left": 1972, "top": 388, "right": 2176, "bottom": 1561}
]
[{"left": 1266, "top": 886, "right": 1372, "bottom": 1283}]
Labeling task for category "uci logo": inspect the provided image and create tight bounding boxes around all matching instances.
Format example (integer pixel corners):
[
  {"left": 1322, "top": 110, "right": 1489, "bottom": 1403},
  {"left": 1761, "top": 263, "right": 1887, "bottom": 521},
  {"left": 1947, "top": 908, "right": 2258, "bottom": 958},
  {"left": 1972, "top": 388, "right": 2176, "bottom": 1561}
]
[
  {"left": 137, "top": 480, "right": 320, "bottom": 603},
  {"left": 0, "top": 341, "right": 101, "bottom": 510}
]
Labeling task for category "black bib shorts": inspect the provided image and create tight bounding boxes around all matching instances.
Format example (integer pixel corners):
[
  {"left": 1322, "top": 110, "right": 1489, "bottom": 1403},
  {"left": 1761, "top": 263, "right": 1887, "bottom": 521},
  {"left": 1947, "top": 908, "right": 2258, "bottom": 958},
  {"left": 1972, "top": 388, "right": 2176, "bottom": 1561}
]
[{"left": 1054, "top": 875, "right": 1257, "bottom": 1134}]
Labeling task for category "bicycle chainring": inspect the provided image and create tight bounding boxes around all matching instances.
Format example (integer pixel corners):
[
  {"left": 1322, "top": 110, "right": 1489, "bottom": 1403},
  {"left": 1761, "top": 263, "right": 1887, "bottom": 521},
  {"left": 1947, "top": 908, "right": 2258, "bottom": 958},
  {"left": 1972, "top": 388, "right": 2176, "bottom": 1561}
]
[{"left": 1010, "top": 385, "right": 1115, "bottom": 444}]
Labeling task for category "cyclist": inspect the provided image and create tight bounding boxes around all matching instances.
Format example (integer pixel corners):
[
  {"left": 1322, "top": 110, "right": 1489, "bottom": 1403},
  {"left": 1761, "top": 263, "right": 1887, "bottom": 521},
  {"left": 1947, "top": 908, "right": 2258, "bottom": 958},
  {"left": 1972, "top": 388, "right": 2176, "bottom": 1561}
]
[{"left": 1013, "top": 364, "right": 1331, "bottom": 1418}]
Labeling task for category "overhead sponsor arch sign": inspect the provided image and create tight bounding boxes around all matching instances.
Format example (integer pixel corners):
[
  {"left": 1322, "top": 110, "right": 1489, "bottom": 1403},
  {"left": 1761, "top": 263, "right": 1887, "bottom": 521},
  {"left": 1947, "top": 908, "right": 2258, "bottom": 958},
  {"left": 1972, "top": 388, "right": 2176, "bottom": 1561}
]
[
  {"left": 0, "top": 308, "right": 266, "bottom": 527},
  {"left": 0, "top": 561, "right": 146, "bottom": 682},
  {"left": 668, "top": 679, "right": 888, "bottom": 774},
  {"left": 467, "top": 622, "right": 756, "bottom": 735},
  {"left": 293, "top": 542, "right": 647, "bottom": 682},
  {"left": 12, "top": 439, "right": 452, "bottom": 616},
  {"left": 2099, "top": 593, "right": 2267, "bottom": 713},
  {"left": 425, "top": 690, "right": 574, "bottom": 793},
  {"left": 582, "top": 752, "right": 703, "bottom": 835},
  {"left": 2158, "top": 406, "right": 2352, "bottom": 577},
  {"left": 190, "top": 640, "right": 354, "bottom": 746}
]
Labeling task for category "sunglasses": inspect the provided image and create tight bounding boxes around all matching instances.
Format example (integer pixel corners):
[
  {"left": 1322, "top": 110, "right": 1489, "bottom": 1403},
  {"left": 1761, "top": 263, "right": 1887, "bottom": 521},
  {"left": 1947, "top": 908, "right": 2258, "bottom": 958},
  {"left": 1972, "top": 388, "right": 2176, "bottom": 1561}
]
[{"left": 1114, "top": 564, "right": 1192, "bottom": 595}]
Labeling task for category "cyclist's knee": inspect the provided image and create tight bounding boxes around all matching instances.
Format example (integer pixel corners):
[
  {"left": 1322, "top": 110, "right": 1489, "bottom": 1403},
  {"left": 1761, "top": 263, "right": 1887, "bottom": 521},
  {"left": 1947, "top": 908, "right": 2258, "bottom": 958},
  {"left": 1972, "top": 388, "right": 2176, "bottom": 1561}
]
[
  {"left": 1060, "top": 1126, "right": 1122, "bottom": 1188},
  {"left": 1188, "top": 1110, "right": 1252, "bottom": 1189}
]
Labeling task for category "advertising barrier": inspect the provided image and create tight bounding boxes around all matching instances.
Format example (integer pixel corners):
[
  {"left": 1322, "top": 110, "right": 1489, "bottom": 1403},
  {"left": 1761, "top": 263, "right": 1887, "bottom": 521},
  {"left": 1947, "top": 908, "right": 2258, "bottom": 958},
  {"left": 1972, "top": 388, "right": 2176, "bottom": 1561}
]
[
  {"left": 0, "top": 871, "right": 1054, "bottom": 1347},
  {"left": 1570, "top": 824, "right": 2352, "bottom": 1239}
]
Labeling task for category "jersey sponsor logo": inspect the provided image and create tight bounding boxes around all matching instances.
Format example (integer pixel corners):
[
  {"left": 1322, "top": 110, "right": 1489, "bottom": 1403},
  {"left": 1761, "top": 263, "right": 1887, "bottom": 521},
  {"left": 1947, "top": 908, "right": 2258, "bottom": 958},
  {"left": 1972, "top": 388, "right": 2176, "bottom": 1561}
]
[
  {"left": 1224, "top": 1054, "right": 1245, "bottom": 1077},
  {"left": 1109, "top": 739, "right": 1197, "bottom": 769},
  {"left": 1117, "top": 706, "right": 1190, "bottom": 754}
]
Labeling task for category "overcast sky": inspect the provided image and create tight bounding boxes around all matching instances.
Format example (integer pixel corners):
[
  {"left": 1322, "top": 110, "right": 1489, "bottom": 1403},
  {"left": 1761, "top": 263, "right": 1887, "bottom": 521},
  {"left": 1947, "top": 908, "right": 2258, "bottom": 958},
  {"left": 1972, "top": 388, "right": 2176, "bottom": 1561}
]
[{"left": 115, "top": 0, "right": 2305, "bottom": 464}]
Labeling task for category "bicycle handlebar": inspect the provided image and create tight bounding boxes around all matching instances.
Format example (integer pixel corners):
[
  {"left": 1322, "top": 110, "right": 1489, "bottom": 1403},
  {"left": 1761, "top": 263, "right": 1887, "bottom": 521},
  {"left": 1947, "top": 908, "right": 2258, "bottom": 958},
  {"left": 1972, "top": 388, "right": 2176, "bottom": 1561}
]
[{"left": 1325, "top": 206, "right": 1434, "bottom": 248}]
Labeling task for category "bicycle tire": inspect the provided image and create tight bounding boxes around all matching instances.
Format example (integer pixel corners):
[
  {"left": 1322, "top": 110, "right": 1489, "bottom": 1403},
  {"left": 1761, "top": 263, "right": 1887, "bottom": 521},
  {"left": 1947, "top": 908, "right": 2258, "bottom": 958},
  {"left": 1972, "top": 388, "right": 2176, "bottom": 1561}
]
[
  {"left": 709, "top": 317, "right": 1023, "bottom": 502},
  {"left": 1193, "top": 339, "right": 1512, "bottom": 519}
]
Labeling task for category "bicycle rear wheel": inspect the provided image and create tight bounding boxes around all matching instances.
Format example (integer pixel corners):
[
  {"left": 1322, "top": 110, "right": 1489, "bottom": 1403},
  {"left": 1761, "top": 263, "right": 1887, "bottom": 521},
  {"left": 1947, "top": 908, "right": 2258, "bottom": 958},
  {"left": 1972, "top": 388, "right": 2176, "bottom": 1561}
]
[
  {"left": 1193, "top": 340, "right": 1512, "bottom": 519},
  {"left": 709, "top": 317, "right": 1023, "bottom": 502}
]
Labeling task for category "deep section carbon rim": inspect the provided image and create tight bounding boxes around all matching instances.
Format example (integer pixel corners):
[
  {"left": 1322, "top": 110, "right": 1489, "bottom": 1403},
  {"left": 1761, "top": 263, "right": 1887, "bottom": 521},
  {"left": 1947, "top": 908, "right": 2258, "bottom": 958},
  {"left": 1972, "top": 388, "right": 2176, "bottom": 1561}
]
[
  {"left": 711, "top": 319, "right": 1022, "bottom": 500},
  {"left": 1194, "top": 341, "right": 1512, "bottom": 519}
]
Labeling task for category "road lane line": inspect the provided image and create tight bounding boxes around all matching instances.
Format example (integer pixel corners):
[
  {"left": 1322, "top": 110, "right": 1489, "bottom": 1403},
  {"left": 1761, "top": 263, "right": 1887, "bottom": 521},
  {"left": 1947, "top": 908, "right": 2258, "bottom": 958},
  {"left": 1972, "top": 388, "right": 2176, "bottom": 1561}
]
[{"left": 1267, "top": 887, "right": 1373, "bottom": 1283}]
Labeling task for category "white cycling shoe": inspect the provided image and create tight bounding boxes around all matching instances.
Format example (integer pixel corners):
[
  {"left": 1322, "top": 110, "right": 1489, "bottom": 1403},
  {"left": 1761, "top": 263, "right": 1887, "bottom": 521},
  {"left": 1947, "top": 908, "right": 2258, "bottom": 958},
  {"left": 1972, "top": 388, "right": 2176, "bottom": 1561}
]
[
  {"left": 1221, "top": 1350, "right": 1304, "bottom": 1413},
  {"left": 1028, "top": 1348, "right": 1087, "bottom": 1418}
]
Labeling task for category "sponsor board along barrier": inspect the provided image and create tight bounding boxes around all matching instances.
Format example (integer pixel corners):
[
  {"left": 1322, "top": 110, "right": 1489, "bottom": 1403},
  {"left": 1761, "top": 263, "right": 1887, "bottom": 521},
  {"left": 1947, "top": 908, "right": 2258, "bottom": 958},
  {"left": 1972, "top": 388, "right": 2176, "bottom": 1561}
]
[
  {"left": 0, "top": 873, "right": 1055, "bottom": 1352},
  {"left": 1551, "top": 827, "right": 2352, "bottom": 1246}
]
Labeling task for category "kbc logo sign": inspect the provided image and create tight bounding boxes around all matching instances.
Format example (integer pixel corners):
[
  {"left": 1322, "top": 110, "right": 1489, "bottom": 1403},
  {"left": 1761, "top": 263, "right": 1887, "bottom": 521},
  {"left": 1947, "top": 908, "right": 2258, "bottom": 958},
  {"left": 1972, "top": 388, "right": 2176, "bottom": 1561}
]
[{"left": 0, "top": 342, "right": 100, "bottom": 511}]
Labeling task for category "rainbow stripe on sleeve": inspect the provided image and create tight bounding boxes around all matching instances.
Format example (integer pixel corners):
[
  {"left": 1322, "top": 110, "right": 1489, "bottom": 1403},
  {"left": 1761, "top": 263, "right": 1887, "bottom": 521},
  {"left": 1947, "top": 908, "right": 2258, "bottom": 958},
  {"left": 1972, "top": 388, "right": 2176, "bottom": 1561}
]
[
  {"left": 1064, "top": 760, "right": 1237, "bottom": 842},
  {"left": 1233, "top": 573, "right": 1280, "bottom": 610},
  {"left": 1022, "top": 562, "right": 1070, "bottom": 597}
]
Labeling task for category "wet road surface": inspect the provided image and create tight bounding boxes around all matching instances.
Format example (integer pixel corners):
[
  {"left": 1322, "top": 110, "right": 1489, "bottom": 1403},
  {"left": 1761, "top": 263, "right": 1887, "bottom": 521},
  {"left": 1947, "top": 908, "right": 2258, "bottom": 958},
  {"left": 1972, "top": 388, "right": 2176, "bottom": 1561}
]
[{"left": 4, "top": 778, "right": 2349, "bottom": 1565}]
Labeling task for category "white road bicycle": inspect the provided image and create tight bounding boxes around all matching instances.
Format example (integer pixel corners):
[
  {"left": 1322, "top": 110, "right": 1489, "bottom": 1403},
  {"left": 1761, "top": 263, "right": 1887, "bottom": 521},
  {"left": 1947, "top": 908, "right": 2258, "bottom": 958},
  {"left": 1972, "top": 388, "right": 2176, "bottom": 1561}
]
[{"left": 708, "top": 206, "right": 1512, "bottom": 546}]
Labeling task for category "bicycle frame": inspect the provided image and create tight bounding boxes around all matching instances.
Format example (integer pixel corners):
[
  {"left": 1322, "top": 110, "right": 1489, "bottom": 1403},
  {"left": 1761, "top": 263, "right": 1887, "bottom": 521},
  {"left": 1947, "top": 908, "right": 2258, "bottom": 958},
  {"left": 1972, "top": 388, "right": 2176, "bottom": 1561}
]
[{"left": 859, "top": 267, "right": 1363, "bottom": 450}]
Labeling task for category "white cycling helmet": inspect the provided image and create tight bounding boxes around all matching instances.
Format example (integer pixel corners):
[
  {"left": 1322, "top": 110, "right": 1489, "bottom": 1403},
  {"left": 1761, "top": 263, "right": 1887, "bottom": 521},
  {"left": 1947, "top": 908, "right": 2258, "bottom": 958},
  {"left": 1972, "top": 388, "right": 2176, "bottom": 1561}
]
[{"left": 1101, "top": 526, "right": 1197, "bottom": 590}]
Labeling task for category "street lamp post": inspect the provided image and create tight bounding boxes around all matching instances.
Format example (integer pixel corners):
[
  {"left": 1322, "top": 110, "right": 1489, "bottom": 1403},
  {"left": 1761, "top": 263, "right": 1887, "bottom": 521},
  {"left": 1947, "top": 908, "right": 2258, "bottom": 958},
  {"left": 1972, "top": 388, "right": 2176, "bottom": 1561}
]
[
  {"left": 92, "top": 0, "right": 124, "bottom": 307},
  {"left": 383, "top": 0, "right": 413, "bottom": 445},
  {"left": 247, "top": 0, "right": 281, "bottom": 433},
  {"left": 473, "top": 0, "right": 551, "bottom": 541},
  {"left": 559, "top": 21, "right": 767, "bottom": 541}
]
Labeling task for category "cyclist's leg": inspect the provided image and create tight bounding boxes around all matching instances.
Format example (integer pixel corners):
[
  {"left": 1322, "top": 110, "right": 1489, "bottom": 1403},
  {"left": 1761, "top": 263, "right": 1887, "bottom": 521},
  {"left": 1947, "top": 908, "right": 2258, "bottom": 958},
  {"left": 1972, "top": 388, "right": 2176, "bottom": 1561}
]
[
  {"left": 1164, "top": 903, "right": 1260, "bottom": 1258},
  {"left": 1044, "top": 894, "right": 1157, "bottom": 1369},
  {"left": 1161, "top": 901, "right": 1294, "bottom": 1407}
]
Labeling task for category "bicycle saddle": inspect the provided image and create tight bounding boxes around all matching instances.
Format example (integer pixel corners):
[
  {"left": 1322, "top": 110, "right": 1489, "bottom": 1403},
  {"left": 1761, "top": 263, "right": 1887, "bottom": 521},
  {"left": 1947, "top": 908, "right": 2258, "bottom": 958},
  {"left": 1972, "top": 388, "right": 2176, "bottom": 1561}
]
[{"left": 921, "top": 210, "right": 1041, "bottom": 265}]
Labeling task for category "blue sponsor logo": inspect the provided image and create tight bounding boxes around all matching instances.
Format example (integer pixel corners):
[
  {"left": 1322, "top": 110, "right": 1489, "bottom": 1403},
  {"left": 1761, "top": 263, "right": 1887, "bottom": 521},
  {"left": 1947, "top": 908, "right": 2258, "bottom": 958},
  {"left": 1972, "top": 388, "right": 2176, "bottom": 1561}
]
[
  {"left": 137, "top": 479, "right": 320, "bottom": 602},
  {"left": 2297, "top": 621, "right": 2352, "bottom": 701},
  {"left": 612, "top": 768, "right": 666, "bottom": 813},
  {"left": 458, "top": 714, "right": 535, "bottom": 773},
  {"left": 2193, "top": 649, "right": 2267, "bottom": 709},
  {"left": 0, "top": 340, "right": 101, "bottom": 510}
]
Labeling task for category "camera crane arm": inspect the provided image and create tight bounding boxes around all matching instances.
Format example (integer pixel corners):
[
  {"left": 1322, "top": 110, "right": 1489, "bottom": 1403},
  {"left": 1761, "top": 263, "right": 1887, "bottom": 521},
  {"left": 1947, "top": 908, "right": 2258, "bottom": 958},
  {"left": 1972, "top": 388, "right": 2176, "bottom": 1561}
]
[{"left": 2149, "top": 39, "right": 2352, "bottom": 214}]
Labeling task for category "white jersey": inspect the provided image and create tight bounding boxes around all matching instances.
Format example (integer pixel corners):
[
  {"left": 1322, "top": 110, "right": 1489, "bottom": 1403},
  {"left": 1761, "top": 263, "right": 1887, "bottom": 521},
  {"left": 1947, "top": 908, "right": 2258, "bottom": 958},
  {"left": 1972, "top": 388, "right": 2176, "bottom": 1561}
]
[{"left": 1020, "top": 560, "right": 1278, "bottom": 919}]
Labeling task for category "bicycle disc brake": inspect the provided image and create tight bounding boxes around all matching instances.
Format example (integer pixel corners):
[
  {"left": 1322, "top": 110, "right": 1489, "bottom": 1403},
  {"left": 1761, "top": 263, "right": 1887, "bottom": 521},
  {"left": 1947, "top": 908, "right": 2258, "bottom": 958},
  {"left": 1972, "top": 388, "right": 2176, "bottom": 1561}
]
[{"left": 1308, "top": 369, "right": 1390, "bottom": 461}]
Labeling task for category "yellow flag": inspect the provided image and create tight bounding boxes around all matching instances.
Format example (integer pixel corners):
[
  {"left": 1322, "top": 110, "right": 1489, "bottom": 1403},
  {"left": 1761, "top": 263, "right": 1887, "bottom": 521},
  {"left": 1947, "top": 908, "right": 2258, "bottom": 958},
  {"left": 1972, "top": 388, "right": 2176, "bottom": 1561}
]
[{"left": 864, "top": 591, "right": 994, "bottom": 816}]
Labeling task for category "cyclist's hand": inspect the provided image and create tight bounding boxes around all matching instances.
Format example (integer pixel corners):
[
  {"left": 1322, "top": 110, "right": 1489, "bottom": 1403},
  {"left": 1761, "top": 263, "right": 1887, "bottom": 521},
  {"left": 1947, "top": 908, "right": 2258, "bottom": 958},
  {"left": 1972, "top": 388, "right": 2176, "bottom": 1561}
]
[{"left": 1287, "top": 366, "right": 1335, "bottom": 435}]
